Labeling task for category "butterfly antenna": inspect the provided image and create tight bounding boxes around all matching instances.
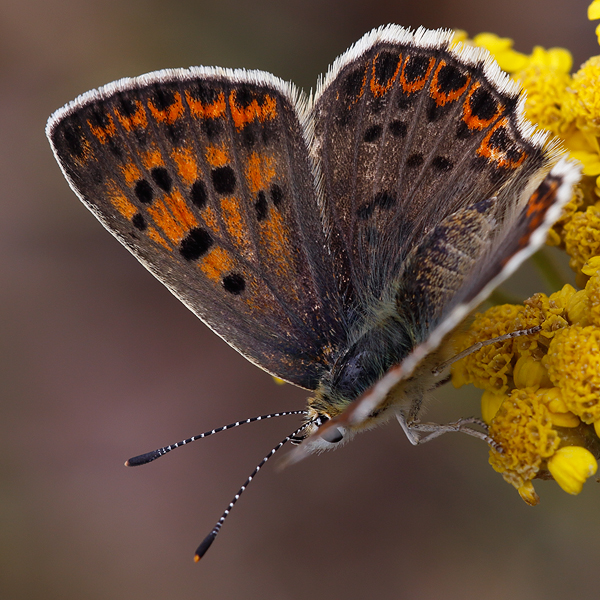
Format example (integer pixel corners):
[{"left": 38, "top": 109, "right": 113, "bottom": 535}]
[
  {"left": 125, "top": 410, "right": 307, "bottom": 467},
  {"left": 194, "top": 420, "right": 311, "bottom": 562}
]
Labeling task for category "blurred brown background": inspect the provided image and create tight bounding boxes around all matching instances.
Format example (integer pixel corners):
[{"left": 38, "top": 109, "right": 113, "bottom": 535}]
[{"left": 2, "top": 0, "right": 599, "bottom": 599}]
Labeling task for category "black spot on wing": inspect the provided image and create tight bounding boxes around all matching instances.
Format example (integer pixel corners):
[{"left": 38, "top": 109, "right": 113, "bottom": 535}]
[
  {"left": 150, "top": 87, "right": 177, "bottom": 110},
  {"left": 222, "top": 273, "right": 246, "bottom": 295},
  {"left": 190, "top": 179, "right": 207, "bottom": 208},
  {"left": 403, "top": 54, "right": 430, "bottom": 82},
  {"left": 211, "top": 166, "right": 236, "bottom": 194},
  {"left": 468, "top": 86, "right": 498, "bottom": 120},
  {"left": 374, "top": 51, "right": 399, "bottom": 85},
  {"left": 270, "top": 184, "right": 283, "bottom": 207},
  {"left": 187, "top": 81, "right": 219, "bottom": 104},
  {"left": 432, "top": 156, "right": 453, "bottom": 171},
  {"left": 363, "top": 124, "right": 383, "bottom": 142},
  {"left": 436, "top": 64, "right": 468, "bottom": 94},
  {"left": 135, "top": 179, "right": 153, "bottom": 204},
  {"left": 407, "top": 153, "right": 424, "bottom": 168},
  {"left": 151, "top": 167, "right": 172, "bottom": 192},
  {"left": 389, "top": 120, "right": 407, "bottom": 137},
  {"left": 132, "top": 212, "right": 146, "bottom": 230},
  {"left": 255, "top": 191, "right": 268, "bottom": 221},
  {"left": 180, "top": 227, "right": 213, "bottom": 260}
]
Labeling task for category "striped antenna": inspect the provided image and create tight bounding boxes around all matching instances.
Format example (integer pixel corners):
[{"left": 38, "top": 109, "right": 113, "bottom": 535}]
[
  {"left": 125, "top": 410, "right": 307, "bottom": 466},
  {"left": 194, "top": 420, "right": 311, "bottom": 561}
]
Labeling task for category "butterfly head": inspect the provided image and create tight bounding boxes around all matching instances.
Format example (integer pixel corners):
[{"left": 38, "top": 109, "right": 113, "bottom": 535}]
[{"left": 297, "top": 383, "right": 395, "bottom": 452}]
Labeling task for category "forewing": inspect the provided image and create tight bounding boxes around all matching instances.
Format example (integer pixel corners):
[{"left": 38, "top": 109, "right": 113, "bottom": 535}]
[
  {"left": 311, "top": 25, "right": 553, "bottom": 303},
  {"left": 47, "top": 69, "right": 346, "bottom": 389}
]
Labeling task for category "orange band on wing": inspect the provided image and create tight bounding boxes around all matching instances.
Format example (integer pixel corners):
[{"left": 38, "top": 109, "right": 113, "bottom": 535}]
[
  {"left": 229, "top": 91, "right": 277, "bottom": 129},
  {"left": 369, "top": 52, "right": 402, "bottom": 98},
  {"left": 429, "top": 61, "right": 470, "bottom": 106},
  {"left": 400, "top": 55, "right": 436, "bottom": 93},
  {"left": 147, "top": 92, "right": 185, "bottom": 125},
  {"left": 114, "top": 100, "right": 148, "bottom": 131},
  {"left": 88, "top": 113, "right": 116, "bottom": 144},
  {"left": 185, "top": 91, "right": 227, "bottom": 120}
]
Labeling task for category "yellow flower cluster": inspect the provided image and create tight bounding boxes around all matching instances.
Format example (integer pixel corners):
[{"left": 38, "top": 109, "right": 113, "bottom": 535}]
[
  {"left": 454, "top": 14, "right": 600, "bottom": 284},
  {"left": 448, "top": 3, "right": 600, "bottom": 504},
  {"left": 451, "top": 270, "right": 600, "bottom": 503}
]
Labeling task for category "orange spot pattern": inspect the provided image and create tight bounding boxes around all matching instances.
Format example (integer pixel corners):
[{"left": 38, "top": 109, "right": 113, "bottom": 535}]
[
  {"left": 462, "top": 83, "right": 501, "bottom": 131},
  {"left": 88, "top": 113, "right": 116, "bottom": 144},
  {"left": 171, "top": 147, "right": 198, "bottom": 184},
  {"left": 120, "top": 162, "right": 142, "bottom": 185},
  {"left": 245, "top": 152, "right": 276, "bottom": 194},
  {"left": 201, "top": 205, "right": 220, "bottom": 234},
  {"left": 147, "top": 92, "right": 185, "bottom": 125},
  {"left": 205, "top": 143, "right": 230, "bottom": 167},
  {"left": 200, "top": 246, "right": 235, "bottom": 282},
  {"left": 429, "top": 61, "right": 471, "bottom": 107},
  {"left": 114, "top": 101, "right": 148, "bottom": 131},
  {"left": 141, "top": 148, "right": 165, "bottom": 170},
  {"left": 108, "top": 187, "right": 138, "bottom": 220},
  {"left": 400, "top": 55, "right": 436, "bottom": 94},
  {"left": 476, "top": 118, "right": 527, "bottom": 169},
  {"left": 185, "top": 90, "right": 227, "bottom": 120},
  {"left": 147, "top": 190, "right": 199, "bottom": 244},
  {"left": 220, "top": 196, "right": 249, "bottom": 253},
  {"left": 526, "top": 180, "right": 558, "bottom": 223},
  {"left": 229, "top": 90, "right": 277, "bottom": 129},
  {"left": 260, "top": 210, "right": 293, "bottom": 278},
  {"left": 370, "top": 52, "right": 402, "bottom": 98},
  {"left": 147, "top": 227, "right": 171, "bottom": 250}
]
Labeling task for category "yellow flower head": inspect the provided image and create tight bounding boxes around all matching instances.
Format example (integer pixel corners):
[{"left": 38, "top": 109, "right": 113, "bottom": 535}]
[
  {"left": 488, "top": 388, "right": 561, "bottom": 503},
  {"left": 569, "top": 56, "right": 600, "bottom": 138},
  {"left": 546, "top": 325, "right": 600, "bottom": 423},
  {"left": 513, "top": 63, "right": 572, "bottom": 136},
  {"left": 454, "top": 6, "right": 600, "bottom": 503},
  {"left": 563, "top": 205, "right": 600, "bottom": 278},
  {"left": 451, "top": 292, "right": 571, "bottom": 394},
  {"left": 451, "top": 304, "right": 527, "bottom": 393}
]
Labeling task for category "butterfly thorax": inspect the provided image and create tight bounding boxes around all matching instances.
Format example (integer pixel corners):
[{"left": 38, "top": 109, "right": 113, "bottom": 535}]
[{"left": 306, "top": 313, "right": 418, "bottom": 433}]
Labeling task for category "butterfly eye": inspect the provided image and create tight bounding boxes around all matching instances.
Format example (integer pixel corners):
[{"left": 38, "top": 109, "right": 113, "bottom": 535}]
[{"left": 321, "top": 426, "right": 344, "bottom": 444}]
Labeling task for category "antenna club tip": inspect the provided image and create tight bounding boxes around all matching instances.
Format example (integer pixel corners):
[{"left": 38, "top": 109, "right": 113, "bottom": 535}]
[
  {"left": 194, "top": 532, "right": 217, "bottom": 561},
  {"left": 125, "top": 450, "right": 160, "bottom": 466},
  {"left": 124, "top": 460, "right": 131, "bottom": 467}
]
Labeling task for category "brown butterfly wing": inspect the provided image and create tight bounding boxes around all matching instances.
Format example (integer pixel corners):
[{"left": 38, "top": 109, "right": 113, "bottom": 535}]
[
  {"left": 47, "top": 69, "right": 346, "bottom": 389},
  {"left": 311, "top": 27, "right": 553, "bottom": 308}
]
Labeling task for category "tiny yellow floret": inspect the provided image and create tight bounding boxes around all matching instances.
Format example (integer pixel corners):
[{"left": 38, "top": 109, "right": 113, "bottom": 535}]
[
  {"left": 518, "top": 482, "right": 540, "bottom": 506},
  {"left": 539, "top": 387, "right": 581, "bottom": 427},
  {"left": 513, "top": 355, "right": 551, "bottom": 389},
  {"left": 481, "top": 390, "right": 506, "bottom": 425},
  {"left": 547, "top": 446, "right": 598, "bottom": 494},
  {"left": 581, "top": 256, "right": 600, "bottom": 275}
]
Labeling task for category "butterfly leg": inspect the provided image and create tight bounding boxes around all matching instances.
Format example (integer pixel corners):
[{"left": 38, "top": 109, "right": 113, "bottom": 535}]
[{"left": 397, "top": 411, "right": 500, "bottom": 449}]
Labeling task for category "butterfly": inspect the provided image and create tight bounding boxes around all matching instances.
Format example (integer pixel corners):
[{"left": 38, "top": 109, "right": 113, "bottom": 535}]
[{"left": 46, "top": 24, "right": 579, "bottom": 558}]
